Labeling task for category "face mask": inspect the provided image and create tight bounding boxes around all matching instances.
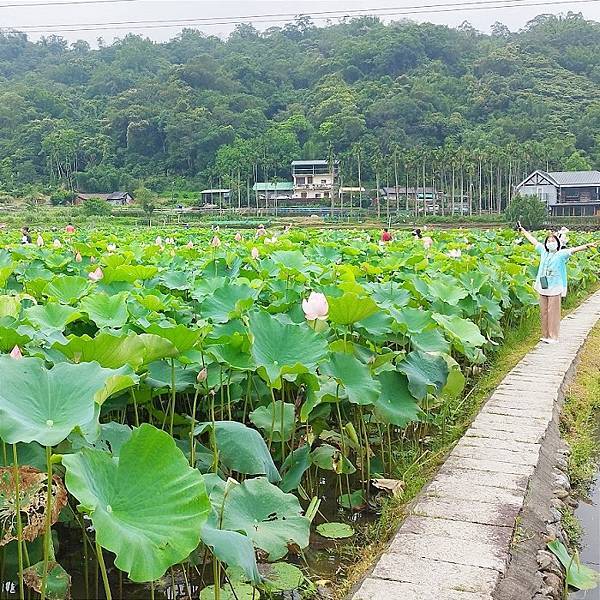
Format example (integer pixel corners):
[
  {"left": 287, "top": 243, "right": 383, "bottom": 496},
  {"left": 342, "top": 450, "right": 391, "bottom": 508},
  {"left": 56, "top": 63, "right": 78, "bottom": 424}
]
[{"left": 547, "top": 241, "right": 558, "bottom": 252}]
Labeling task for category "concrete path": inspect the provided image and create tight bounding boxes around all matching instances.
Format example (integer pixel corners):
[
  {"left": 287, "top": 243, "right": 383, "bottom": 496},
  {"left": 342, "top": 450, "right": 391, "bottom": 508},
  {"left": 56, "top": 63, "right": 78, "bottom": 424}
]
[{"left": 351, "top": 291, "right": 600, "bottom": 600}]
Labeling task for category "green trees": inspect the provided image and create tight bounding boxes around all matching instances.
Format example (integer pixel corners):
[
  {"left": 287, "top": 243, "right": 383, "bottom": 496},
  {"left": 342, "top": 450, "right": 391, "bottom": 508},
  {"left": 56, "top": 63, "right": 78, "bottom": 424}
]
[
  {"left": 82, "top": 198, "right": 112, "bottom": 216},
  {"left": 504, "top": 193, "right": 548, "bottom": 229},
  {"left": 1, "top": 14, "right": 600, "bottom": 199},
  {"left": 135, "top": 186, "right": 157, "bottom": 224}
]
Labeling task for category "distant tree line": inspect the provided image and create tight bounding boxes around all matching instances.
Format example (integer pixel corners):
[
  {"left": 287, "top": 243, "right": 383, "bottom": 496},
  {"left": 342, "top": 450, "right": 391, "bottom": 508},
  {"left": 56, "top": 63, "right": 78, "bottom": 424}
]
[{"left": 1, "top": 12, "right": 600, "bottom": 211}]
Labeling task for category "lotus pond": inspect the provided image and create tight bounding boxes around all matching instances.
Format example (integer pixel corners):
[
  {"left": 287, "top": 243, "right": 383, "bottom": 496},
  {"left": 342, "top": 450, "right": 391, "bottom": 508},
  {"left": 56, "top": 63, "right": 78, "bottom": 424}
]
[{"left": 0, "top": 226, "right": 598, "bottom": 600}]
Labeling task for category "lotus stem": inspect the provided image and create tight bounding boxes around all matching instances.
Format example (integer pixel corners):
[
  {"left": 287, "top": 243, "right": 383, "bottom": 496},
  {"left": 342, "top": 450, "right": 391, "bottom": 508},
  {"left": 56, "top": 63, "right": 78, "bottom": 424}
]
[
  {"left": 280, "top": 393, "right": 286, "bottom": 461},
  {"left": 95, "top": 540, "right": 112, "bottom": 600},
  {"left": 335, "top": 399, "right": 353, "bottom": 510},
  {"left": 40, "top": 445, "right": 53, "bottom": 600},
  {"left": 268, "top": 387, "right": 276, "bottom": 451},
  {"left": 212, "top": 557, "right": 221, "bottom": 600},
  {"left": 169, "top": 358, "right": 176, "bottom": 436},
  {"left": 190, "top": 385, "right": 201, "bottom": 467},
  {"left": 150, "top": 580, "right": 155, "bottom": 600},
  {"left": 11, "top": 445, "right": 24, "bottom": 600},
  {"left": 130, "top": 388, "right": 139, "bottom": 427},
  {"left": 82, "top": 521, "right": 89, "bottom": 600}
]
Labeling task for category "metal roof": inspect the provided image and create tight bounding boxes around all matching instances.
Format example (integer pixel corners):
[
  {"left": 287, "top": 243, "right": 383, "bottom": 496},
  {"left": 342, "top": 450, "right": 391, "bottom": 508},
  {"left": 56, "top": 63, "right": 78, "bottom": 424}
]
[
  {"left": 199, "top": 189, "right": 230, "bottom": 194},
  {"left": 547, "top": 171, "right": 600, "bottom": 186},
  {"left": 291, "top": 160, "right": 329, "bottom": 165},
  {"left": 253, "top": 182, "right": 294, "bottom": 191}
]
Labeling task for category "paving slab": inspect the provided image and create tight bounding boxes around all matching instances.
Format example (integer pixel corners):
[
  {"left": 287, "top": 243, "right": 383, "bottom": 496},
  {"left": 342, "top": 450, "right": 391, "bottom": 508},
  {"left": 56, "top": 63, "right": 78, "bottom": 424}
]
[{"left": 349, "top": 291, "right": 600, "bottom": 600}]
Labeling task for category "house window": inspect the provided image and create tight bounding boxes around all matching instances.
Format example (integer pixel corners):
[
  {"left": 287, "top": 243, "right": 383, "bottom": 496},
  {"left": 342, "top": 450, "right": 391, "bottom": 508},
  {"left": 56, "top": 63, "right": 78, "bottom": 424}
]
[
  {"left": 315, "top": 193, "right": 321, "bottom": 199},
  {"left": 296, "top": 177, "right": 305, "bottom": 185},
  {"left": 307, "top": 176, "right": 313, "bottom": 184},
  {"left": 321, "top": 179, "right": 327, "bottom": 184},
  {"left": 301, "top": 192, "right": 307, "bottom": 199},
  {"left": 324, "top": 192, "right": 330, "bottom": 198}
]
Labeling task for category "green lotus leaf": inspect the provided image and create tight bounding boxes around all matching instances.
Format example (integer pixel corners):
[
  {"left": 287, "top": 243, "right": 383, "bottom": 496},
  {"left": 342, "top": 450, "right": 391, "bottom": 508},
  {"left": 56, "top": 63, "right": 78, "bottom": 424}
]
[
  {"left": 373, "top": 370, "right": 422, "bottom": 426},
  {"left": 327, "top": 292, "right": 378, "bottom": 325},
  {"left": 199, "top": 584, "right": 257, "bottom": 600},
  {"left": 102, "top": 264, "right": 158, "bottom": 284},
  {"left": 146, "top": 360, "right": 198, "bottom": 392},
  {"left": 432, "top": 313, "right": 486, "bottom": 348},
  {"left": 249, "top": 310, "right": 328, "bottom": 387},
  {"left": 310, "top": 444, "right": 356, "bottom": 474},
  {"left": 44, "top": 275, "right": 91, "bottom": 304},
  {"left": 194, "top": 421, "right": 280, "bottom": 483},
  {"left": 54, "top": 332, "right": 178, "bottom": 370},
  {"left": 159, "top": 269, "right": 190, "bottom": 290},
  {"left": 200, "top": 283, "right": 256, "bottom": 323},
  {"left": 410, "top": 329, "right": 451, "bottom": 354},
  {"left": 0, "top": 325, "right": 31, "bottom": 352},
  {"left": 200, "top": 524, "right": 261, "bottom": 585},
  {"left": 279, "top": 445, "right": 311, "bottom": 493},
  {"left": 366, "top": 281, "right": 411, "bottom": 309},
  {"left": 213, "top": 477, "right": 310, "bottom": 561},
  {"left": 316, "top": 522, "right": 354, "bottom": 539},
  {"left": 427, "top": 279, "right": 468, "bottom": 305},
  {"left": 321, "top": 352, "right": 381, "bottom": 406},
  {"left": 69, "top": 422, "right": 133, "bottom": 457},
  {"left": 25, "top": 303, "right": 81, "bottom": 331},
  {"left": 23, "top": 560, "right": 71, "bottom": 600},
  {"left": 260, "top": 562, "right": 304, "bottom": 592},
  {"left": 394, "top": 307, "right": 434, "bottom": 333},
  {"left": 0, "top": 441, "right": 46, "bottom": 471},
  {"left": 0, "top": 295, "right": 22, "bottom": 319},
  {"left": 0, "top": 357, "right": 138, "bottom": 446},
  {"left": 62, "top": 424, "right": 210, "bottom": 582},
  {"left": 270, "top": 250, "right": 310, "bottom": 274},
  {"left": 397, "top": 351, "right": 449, "bottom": 401},
  {"left": 250, "top": 401, "right": 296, "bottom": 442},
  {"left": 547, "top": 539, "right": 599, "bottom": 591},
  {"left": 79, "top": 291, "right": 129, "bottom": 328},
  {"left": 145, "top": 323, "right": 204, "bottom": 352}
]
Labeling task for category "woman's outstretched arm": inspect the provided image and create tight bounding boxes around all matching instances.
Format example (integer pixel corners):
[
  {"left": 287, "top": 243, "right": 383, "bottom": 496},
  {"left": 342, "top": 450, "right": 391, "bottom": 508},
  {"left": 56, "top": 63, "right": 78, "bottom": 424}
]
[
  {"left": 518, "top": 225, "right": 540, "bottom": 247},
  {"left": 568, "top": 241, "right": 598, "bottom": 253}
]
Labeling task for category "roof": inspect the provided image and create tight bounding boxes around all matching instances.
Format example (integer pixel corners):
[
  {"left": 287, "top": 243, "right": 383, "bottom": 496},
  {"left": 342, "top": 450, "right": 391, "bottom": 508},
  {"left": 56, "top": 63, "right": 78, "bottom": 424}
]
[
  {"left": 291, "top": 160, "right": 329, "bottom": 166},
  {"left": 340, "top": 187, "right": 366, "bottom": 193},
  {"left": 107, "top": 192, "right": 131, "bottom": 200},
  {"left": 253, "top": 182, "right": 294, "bottom": 191},
  {"left": 382, "top": 187, "right": 438, "bottom": 194},
  {"left": 200, "top": 189, "right": 230, "bottom": 194},
  {"left": 77, "top": 193, "right": 110, "bottom": 200},
  {"left": 547, "top": 171, "right": 600, "bottom": 186}
]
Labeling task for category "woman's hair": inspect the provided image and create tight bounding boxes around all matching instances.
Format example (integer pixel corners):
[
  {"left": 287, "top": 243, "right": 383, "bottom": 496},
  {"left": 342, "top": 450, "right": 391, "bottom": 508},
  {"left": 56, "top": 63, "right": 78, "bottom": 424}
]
[
  {"left": 544, "top": 234, "right": 561, "bottom": 251},
  {"left": 413, "top": 228, "right": 422, "bottom": 239}
]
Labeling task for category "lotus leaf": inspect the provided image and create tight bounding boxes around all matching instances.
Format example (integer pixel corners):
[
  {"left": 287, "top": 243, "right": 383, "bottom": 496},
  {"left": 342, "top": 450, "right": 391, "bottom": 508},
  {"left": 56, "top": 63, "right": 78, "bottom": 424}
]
[
  {"left": 397, "top": 351, "right": 449, "bottom": 400},
  {"left": 327, "top": 292, "right": 378, "bottom": 325},
  {"left": 249, "top": 401, "right": 296, "bottom": 442},
  {"left": 25, "top": 303, "right": 81, "bottom": 331},
  {"left": 23, "top": 560, "right": 71, "bottom": 600},
  {"left": 316, "top": 522, "right": 354, "bottom": 539},
  {"left": 547, "top": 539, "right": 599, "bottom": 591},
  {"left": 43, "top": 275, "right": 90, "bottom": 304},
  {"left": 321, "top": 352, "right": 381, "bottom": 406},
  {"left": 62, "top": 424, "right": 210, "bottom": 582},
  {"left": 79, "top": 291, "right": 129, "bottom": 328},
  {"left": 373, "top": 370, "right": 422, "bottom": 426},
  {"left": 259, "top": 562, "right": 304, "bottom": 592},
  {"left": 200, "top": 283, "right": 256, "bottom": 323},
  {"left": 0, "top": 357, "right": 138, "bottom": 446}
]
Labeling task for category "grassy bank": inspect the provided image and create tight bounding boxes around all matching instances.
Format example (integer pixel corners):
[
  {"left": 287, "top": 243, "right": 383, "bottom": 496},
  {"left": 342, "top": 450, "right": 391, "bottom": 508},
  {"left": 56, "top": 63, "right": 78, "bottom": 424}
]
[
  {"left": 559, "top": 323, "right": 600, "bottom": 546},
  {"left": 335, "top": 283, "right": 599, "bottom": 598}
]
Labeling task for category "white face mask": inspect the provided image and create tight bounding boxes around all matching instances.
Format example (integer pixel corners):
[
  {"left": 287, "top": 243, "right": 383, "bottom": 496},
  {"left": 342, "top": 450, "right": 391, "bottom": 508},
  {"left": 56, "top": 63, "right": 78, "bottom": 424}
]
[{"left": 547, "top": 241, "right": 559, "bottom": 252}]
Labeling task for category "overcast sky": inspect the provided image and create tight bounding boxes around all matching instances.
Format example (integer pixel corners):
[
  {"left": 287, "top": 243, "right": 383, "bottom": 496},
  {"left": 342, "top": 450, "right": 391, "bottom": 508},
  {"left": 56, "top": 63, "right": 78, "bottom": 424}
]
[{"left": 3, "top": 0, "right": 600, "bottom": 45}]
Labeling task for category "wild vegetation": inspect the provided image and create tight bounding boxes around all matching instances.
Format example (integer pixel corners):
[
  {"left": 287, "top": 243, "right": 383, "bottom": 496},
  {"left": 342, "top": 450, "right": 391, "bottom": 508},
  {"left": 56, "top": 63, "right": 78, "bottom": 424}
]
[
  {"left": 0, "top": 226, "right": 598, "bottom": 599},
  {"left": 2, "top": 13, "right": 600, "bottom": 205}
]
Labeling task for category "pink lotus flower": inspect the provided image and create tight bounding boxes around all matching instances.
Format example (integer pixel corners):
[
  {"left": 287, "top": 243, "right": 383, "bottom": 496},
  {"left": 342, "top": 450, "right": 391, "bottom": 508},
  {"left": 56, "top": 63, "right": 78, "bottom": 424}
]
[
  {"left": 197, "top": 367, "right": 208, "bottom": 383},
  {"left": 211, "top": 236, "right": 221, "bottom": 248},
  {"left": 302, "top": 292, "right": 329, "bottom": 321},
  {"left": 251, "top": 247, "right": 259, "bottom": 259},
  {"left": 234, "top": 232, "right": 242, "bottom": 242},
  {"left": 88, "top": 267, "right": 104, "bottom": 282},
  {"left": 10, "top": 345, "right": 22, "bottom": 359},
  {"left": 186, "top": 241, "right": 194, "bottom": 249},
  {"left": 447, "top": 248, "right": 462, "bottom": 258},
  {"left": 423, "top": 237, "right": 433, "bottom": 249},
  {"left": 75, "top": 252, "right": 83, "bottom": 263},
  {"left": 53, "top": 239, "right": 61, "bottom": 248},
  {"left": 36, "top": 235, "right": 44, "bottom": 247}
]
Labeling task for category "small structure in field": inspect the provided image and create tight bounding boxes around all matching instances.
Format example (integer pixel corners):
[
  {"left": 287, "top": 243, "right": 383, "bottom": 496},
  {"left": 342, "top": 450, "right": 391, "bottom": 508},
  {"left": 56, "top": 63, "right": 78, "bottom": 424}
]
[
  {"left": 292, "top": 160, "right": 338, "bottom": 202},
  {"left": 516, "top": 170, "right": 600, "bottom": 216},
  {"left": 199, "top": 189, "right": 230, "bottom": 208},
  {"left": 253, "top": 182, "right": 294, "bottom": 206},
  {"left": 75, "top": 192, "right": 133, "bottom": 206}
]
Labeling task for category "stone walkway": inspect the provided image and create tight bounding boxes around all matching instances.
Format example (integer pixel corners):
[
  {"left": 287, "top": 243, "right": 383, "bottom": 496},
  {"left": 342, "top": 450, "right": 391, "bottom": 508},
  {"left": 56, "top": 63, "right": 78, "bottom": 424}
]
[{"left": 351, "top": 291, "right": 600, "bottom": 600}]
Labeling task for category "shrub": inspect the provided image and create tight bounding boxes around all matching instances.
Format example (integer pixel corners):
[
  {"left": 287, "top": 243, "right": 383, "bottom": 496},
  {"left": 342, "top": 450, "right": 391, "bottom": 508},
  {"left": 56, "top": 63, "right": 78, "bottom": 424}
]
[
  {"left": 50, "top": 189, "right": 76, "bottom": 206},
  {"left": 504, "top": 194, "right": 548, "bottom": 229},
  {"left": 82, "top": 197, "right": 112, "bottom": 216}
]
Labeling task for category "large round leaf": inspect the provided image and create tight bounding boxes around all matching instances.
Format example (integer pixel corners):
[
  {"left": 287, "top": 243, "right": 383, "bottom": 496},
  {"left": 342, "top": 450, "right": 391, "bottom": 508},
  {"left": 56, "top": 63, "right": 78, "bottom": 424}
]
[
  {"left": 62, "top": 424, "right": 210, "bottom": 582},
  {"left": 215, "top": 477, "right": 310, "bottom": 561},
  {"left": 79, "top": 291, "right": 129, "bottom": 328},
  {"left": 396, "top": 351, "right": 449, "bottom": 401},
  {"left": 249, "top": 401, "right": 296, "bottom": 442},
  {"left": 200, "top": 284, "right": 256, "bottom": 323},
  {"left": 327, "top": 292, "right": 378, "bottom": 325},
  {"left": 24, "top": 303, "right": 81, "bottom": 331},
  {"left": 44, "top": 275, "right": 91, "bottom": 305},
  {"left": 373, "top": 371, "right": 423, "bottom": 427},
  {"left": 249, "top": 310, "right": 327, "bottom": 387},
  {"left": 320, "top": 352, "right": 381, "bottom": 406},
  {"left": 0, "top": 357, "right": 138, "bottom": 446}
]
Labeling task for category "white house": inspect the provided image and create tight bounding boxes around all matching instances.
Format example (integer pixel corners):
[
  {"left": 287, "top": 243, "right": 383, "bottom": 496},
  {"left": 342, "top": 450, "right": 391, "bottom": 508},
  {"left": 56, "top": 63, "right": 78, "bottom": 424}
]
[
  {"left": 515, "top": 170, "right": 600, "bottom": 216},
  {"left": 291, "top": 160, "right": 338, "bottom": 201}
]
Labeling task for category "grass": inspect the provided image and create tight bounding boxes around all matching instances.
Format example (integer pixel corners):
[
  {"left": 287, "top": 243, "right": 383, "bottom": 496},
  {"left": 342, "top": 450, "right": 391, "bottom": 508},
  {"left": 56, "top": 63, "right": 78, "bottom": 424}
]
[
  {"left": 559, "top": 322, "right": 600, "bottom": 547},
  {"left": 334, "top": 283, "right": 599, "bottom": 598}
]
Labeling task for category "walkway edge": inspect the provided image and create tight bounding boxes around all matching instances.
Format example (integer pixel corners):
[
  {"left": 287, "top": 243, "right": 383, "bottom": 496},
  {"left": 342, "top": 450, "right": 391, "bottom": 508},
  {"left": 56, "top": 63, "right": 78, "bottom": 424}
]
[{"left": 349, "top": 290, "right": 600, "bottom": 600}]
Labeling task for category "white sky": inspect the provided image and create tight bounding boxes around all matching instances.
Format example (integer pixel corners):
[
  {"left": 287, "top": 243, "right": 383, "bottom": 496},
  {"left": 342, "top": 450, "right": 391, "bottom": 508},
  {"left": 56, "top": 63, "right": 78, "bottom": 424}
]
[{"left": 3, "top": 0, "right": 600, "bottom": 44}]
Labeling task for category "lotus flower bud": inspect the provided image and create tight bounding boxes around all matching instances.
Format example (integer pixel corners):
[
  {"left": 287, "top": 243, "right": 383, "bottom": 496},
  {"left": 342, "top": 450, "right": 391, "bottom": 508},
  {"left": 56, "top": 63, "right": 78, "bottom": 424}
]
[
  {"left": 186, "top": 241, "right": 194, "bottom": 249},
  {"left": 302, "top": 292, "right": 329, "bottom": 321},
  {"left": 234, "top": 232, "right": 242, "bottom": 242},
  {"left": 75, "top": 252, "right": 83, "bottom": 263},
  {"left": 251, "top": 247, "right": 259, "bottom": 260},
  {"left": 10, "top": 345, "right": 22, "bottom": 359},
  {"left": 36, "top": 235, "right": 44, "bottom": 247},
  {"left": 197, "top": 367, "right": 208, "bottom": 383},
  {"left": 88, "top": 266, "right": 104, "bottom": 282},
  {"left": 155, "top": 236, "right": 162, "bottom": 246},
  {"left": 107, "top": 243, "right": 116, "bottom": 252},
  {"left": 53, "top": 239, "right": 61, "bottom": 248},
  {"left": 211, "top": 236, "right": 221, "bottom": 248}
]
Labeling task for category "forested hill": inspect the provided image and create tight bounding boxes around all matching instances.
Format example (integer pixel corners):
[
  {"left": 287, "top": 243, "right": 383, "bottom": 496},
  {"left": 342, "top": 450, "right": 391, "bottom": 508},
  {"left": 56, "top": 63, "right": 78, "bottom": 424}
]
[{"left": 2, "top": 13, "right": 600, "bottom": 193}]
